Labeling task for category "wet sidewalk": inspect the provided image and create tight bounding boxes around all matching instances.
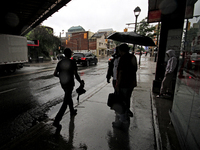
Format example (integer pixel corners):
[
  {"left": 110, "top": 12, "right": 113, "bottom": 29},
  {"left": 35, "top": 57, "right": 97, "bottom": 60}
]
[{"left": 1, "top": 56, "right": 180, "bottom": 150}]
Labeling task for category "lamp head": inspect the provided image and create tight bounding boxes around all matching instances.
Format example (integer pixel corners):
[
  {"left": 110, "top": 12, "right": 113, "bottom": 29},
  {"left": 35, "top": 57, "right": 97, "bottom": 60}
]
[{"left": 134, "top": 6, "right": 141, "bottom": 17}]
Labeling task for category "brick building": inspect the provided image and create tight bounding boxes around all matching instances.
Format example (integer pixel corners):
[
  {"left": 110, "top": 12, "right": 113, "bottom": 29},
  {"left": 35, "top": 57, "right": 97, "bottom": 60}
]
[
  {"left": 62, "top": 26, "right": 116, "bottom": 56},
  {"left": 62, "top": 26, "right": 96, "bottom": 54}
]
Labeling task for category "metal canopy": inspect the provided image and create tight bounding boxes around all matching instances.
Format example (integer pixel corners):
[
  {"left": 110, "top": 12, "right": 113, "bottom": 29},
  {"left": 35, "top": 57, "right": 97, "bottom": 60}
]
[{"left": 0, "top": 0, "right": 71, "bottom": 36}]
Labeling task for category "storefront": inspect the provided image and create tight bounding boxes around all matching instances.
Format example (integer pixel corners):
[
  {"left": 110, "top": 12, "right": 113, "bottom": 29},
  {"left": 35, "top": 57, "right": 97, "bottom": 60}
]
[
  {"left": 170, "top": 17, "right": 200, "bottom": 150},
  {"left": 149, "top": 0, "right": 200, "bottom": 149}
]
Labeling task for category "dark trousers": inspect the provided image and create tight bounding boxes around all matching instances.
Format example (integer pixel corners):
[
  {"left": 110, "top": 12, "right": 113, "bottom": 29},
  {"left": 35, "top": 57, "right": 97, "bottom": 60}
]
[
  {"left": 119, "top": 87, "right": 134, "bottom": 110},
  {"left": 54, "top": 86, "right": 74, "bottom": 124},
  {"left": 112, "top": 80, "right": 117, "bottom": 89},
  {"left": 160, "top": 73, "right": 174, "bottom": 94}
]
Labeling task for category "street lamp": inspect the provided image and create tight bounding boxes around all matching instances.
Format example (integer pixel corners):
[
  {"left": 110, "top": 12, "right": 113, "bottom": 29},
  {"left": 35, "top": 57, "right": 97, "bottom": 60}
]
[
  {"left": 133, "top": 6, "right": 141, "bottom": 53},
  {"left": 134, "top": 6, "right": 141, "bottom": 32},
  {"left": 134, "top": 6, "right": 141, "bottom": 65},
  {"left": 59, "top": 30, "right": 64, "bottom": 53}
]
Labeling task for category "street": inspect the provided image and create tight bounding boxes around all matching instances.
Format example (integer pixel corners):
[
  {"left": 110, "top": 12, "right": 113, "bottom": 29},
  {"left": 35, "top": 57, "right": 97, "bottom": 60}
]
[
  {"left": 0, "top": 56, "right": 156, "bottom": 150},
  {"left": 0, "top": 57, "right": 108, "bottom": 145}
]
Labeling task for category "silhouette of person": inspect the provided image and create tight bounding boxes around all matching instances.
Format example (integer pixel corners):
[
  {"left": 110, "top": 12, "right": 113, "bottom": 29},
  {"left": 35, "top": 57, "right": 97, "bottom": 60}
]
[
  {"left": 157, "top": 49, "right": 177, "bottom": 98},
  {"left": 115, "top": 43, "right": 138, "bottom": 120},
  {"left": 53, "top": 48, "right": 84, "bottom": 128}
]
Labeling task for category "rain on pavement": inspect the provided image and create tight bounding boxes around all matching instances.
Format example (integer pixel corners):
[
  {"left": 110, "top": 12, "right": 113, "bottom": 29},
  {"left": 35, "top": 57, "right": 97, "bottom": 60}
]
[
  {"left": 0, "top": 57, "right": 109, "bottom": 145},
  {"left": 0, "top": 56, "right": 156, "bottom": 149}
]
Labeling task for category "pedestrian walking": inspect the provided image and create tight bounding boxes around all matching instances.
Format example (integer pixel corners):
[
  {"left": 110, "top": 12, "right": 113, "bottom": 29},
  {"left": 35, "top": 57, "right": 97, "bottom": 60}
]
[
  {"left": 145, "top": 51, "right": 148, "bottom": 56},
  {"left": 53, "top": 48, "right": 84, "bottom": 128},
  {"left": 157, "top": 49, "right": 177, "bottom": 98},
  {"left": 114, "top": 43, "right": 137, "bottom": 125},
  {"left": 106, "top": 46, "right": 120, "bottom": 90},
  {"left": 149, "top": 48, "right": 152, "bottom": 57}
]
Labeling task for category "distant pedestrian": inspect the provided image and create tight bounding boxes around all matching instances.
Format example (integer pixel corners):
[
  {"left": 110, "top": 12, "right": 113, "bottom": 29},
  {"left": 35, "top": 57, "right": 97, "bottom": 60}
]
[
  {"left": 53, "top": 48, "right": 84, "bottom": 128},
  {"left": 106, "top": 46, "right": 120, "bottom": 90},
  {"left": 29, "top": 56, "right": 32, "bottom": 63},
  {"left": 145, "top": 51, "right": 148, "bottom": 56},
  {"left": 157, "top": 49, "right": 177, "bottom": 98},
  {"left": 150, "top": 48, "right": 153, "bottom": 57},
  {"left": 154, "top": 47, "right": 158, "bottom": 62},
  {"left": 115, "top": 43, "right": 137, "bottom": 123}
]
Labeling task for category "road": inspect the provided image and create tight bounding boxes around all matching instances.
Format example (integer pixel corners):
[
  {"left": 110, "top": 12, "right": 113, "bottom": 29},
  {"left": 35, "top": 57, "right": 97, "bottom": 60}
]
[{"left": 0, "top": 57, "right": 109, "bottom": 146}]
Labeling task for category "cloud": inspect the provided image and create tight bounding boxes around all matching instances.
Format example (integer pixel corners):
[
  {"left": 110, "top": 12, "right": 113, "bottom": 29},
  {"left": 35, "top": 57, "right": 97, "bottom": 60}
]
[{"left": 42, "top": 0, "right": 150, "bottom": 35}]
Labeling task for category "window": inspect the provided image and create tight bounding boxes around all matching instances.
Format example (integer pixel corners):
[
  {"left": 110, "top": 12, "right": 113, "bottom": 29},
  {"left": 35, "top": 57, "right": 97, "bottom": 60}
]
[{"left": 73, "top": 53, "right": 84, "bottom": 57}]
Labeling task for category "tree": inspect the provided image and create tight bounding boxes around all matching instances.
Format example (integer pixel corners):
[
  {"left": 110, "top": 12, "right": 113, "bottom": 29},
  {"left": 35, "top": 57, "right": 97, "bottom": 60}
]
[
  {"left": 136, "top": 17, "right": 157, "bottom": 38},
  {"left": 26, "top": 25, "right": 60, "bottom": 60}
]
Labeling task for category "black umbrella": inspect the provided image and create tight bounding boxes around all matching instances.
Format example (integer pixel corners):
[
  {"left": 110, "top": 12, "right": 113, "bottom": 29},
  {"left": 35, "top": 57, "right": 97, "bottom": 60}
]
[
  {"left": 107, "top": 32, "right": 155, "bottom": 46},
  {"left": 76, "top": 80, "right": 86, "bottom": 103}
]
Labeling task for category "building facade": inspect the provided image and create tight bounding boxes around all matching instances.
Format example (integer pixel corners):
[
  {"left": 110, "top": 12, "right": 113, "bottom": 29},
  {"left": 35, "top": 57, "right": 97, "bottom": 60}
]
[
  {"left": 63, "top": 26, "right": 116, "bottom": 57},
  {"left": 149, "top": 0, "right": 200, "bottom": 149},
  {"left": 63, "top": 26, "right": 95, "bottom": 54},
  {"left": 90, "top": 32, "right": 107, "bottom": 57}
]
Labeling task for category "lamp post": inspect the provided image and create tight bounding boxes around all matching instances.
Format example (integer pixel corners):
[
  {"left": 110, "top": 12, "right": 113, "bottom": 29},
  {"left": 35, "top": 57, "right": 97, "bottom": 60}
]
[
  {"left": 59, "top": 30, "right": 64, "bottom": 53},
  {"left": 133, "top": 6, "right": 141, "bottom": 65},
  {"left": 133, "top": 6, "right": 141, "bottom": 53}
]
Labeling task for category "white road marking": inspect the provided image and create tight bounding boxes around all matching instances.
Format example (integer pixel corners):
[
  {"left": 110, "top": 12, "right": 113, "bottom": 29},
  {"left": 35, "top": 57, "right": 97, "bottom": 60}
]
[{"left": 0, "top": 88, "right": 16, "bottom": 94}]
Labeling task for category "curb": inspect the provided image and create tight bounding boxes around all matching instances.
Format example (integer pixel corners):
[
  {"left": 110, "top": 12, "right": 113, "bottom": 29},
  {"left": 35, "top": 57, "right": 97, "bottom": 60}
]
[
  {"left": 24, "top": 61, "right": 57, "bottom": 67},
  {"left": 150, "top": 87, "right": 162, "bottom": 150}
]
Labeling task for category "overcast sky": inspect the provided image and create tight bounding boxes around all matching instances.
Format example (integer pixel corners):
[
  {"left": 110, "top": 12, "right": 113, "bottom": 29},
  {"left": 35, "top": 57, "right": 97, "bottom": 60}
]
[{"left": 42, "top": 0, "right": 200, "bottom": 36}]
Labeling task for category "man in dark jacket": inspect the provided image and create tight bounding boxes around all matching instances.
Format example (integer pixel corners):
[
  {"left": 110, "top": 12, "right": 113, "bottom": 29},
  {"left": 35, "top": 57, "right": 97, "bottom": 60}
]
[
  {"left": 116, "top": 43, "right": 138, "bottom": 119},
  {"left": 53, "top": 48, "right": 84, "bottom": 128}
]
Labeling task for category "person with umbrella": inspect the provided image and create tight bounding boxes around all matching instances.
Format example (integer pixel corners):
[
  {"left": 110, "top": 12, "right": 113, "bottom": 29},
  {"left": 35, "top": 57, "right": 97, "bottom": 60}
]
[
  {"left": 115, "top": 44, "right": 138, "bottom": 124},
  {"left": 53, "top": 48, "right": 84, "bottom": 129}
]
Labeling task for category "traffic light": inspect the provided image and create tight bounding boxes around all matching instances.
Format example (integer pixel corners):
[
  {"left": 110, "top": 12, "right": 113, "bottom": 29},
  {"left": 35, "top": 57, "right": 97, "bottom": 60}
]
[
  {"left": 124, "top": 28, "right": 128, "bottom": 32},
  {"left": 84, "top": 33, "right": 87, "bottom": 39}
]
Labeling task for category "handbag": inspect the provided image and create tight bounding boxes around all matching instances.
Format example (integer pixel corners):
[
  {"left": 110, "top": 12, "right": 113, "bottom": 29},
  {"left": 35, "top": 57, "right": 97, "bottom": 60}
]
[
  {"left": 107, "top": 93, "right": 126, "bottom": 114},
  {"left": 107, "top": 93, "right": 116, "bottom": 107}
]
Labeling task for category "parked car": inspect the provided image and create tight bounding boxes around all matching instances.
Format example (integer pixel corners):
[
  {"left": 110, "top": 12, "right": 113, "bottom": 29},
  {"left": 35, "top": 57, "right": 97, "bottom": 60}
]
[
  {"left": 57, "top": 54, "right": 65, "bottom": 60},
  {"left": 187, "top": 53, "right": 200, "bottom": 70},
  {"left": 71, "top": 52, "right": 98, "bottom": 66}
]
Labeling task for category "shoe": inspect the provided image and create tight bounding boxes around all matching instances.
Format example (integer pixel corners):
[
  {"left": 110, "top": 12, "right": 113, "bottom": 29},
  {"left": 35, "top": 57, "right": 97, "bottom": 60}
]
[
  {"left": 128, "top": 110, "right": 133, "bottom": 117},
  {"left": 165, "top": 94, "right": 172, "bottom": 99},
  {"left": 70, "top": 109, "right": 77, "bottom": 117},
  {"left": 55, "top": 124, "right": 62, "bottom": 134},
  {"left": 156, "top": 94, "right": 165, "bottom": 98}
]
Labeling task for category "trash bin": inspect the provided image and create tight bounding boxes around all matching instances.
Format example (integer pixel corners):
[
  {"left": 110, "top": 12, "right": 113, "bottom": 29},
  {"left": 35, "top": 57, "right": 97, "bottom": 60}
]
[{"left": 38, "top": 56, "right": 43, "bottom": 63}]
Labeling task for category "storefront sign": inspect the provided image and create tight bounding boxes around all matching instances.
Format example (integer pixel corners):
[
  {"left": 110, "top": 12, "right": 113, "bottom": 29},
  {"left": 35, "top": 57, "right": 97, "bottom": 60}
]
[
  {"left": 148, "top": 10, "right": 161, "bottom": 23},
  {"left": 166, "top": 29, "right": 183, "bottom": 57}
]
